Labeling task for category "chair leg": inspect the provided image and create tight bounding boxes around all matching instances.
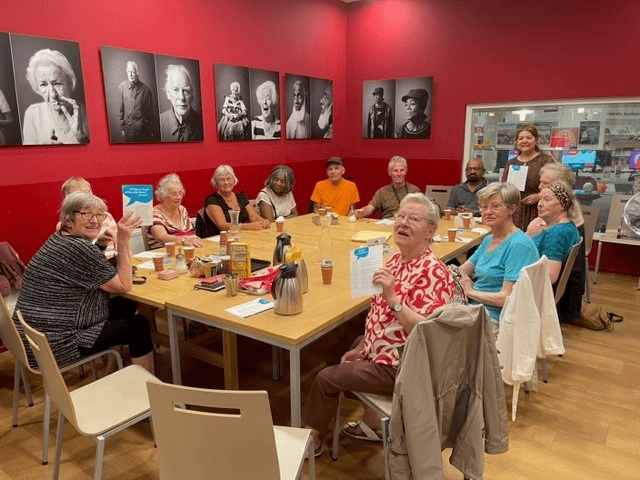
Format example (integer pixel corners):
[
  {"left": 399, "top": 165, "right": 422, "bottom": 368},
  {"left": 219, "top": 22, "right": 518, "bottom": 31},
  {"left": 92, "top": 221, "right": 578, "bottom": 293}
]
[
  {"left": 12, "top": 362, "right": 20, "bottom": 427},
  {"left": 94, "top": 435, "right": 106, "bottom": 480},
  {"left": 42, "top": 393, "right": 51, "bottom": 465},
  {"left": 331, "top": 393, "right": 342, "bottom": 460},
  {"left": 53, "top": 411, "right": 65, "bottom": 480},
  {"left": 585, "top": 256, "right": 591, "bottom": 303},
  {"left": 541, "top": 357, "right": 548, "bottom": 383},
  {"left": 19, "top": 364, "right": 34, "bottom": 406},
  {"left": 381, "top": 416, "right": 390, "bottom": 480}
]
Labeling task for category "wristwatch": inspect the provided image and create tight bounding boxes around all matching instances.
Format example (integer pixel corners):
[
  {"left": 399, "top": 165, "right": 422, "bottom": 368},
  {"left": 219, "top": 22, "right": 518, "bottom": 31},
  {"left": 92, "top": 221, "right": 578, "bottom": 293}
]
[{"left": 390, "top": 302, "right": 403, "bottom": 313}]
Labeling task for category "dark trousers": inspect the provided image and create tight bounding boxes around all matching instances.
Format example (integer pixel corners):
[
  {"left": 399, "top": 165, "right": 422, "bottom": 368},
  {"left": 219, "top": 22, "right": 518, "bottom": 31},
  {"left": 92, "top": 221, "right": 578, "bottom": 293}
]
[
  {"left": 78, "top": 297, "right": 153, "bottom": 359},
  {"left": 302, "top": 358, "right": 396, "bottom": 434}
]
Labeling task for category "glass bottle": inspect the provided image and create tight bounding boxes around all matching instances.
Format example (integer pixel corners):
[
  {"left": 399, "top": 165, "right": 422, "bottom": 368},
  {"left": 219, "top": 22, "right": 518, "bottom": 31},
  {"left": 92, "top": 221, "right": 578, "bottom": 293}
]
[
  {"left": 318, "top": 214, "right": 333, "bottom": 269},
  {"left": 229, "top": 210, "right": 241, "bottom": 243}
]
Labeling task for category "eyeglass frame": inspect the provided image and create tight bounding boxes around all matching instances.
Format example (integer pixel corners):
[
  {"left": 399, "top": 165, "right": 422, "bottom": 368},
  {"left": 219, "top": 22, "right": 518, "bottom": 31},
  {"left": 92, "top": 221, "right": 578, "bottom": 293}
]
[
  {"left": 74, "top": 211, "right": 107, "bottom": 221},
  {"left": 393, "top": 212, "right": 434, "bottom": 226}
]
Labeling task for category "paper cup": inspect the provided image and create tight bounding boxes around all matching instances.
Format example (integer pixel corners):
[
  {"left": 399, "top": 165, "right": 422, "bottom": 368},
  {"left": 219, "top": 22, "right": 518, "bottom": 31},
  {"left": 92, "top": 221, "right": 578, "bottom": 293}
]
[
  {"left": 447, "top": 228, "right": 457, "bottom": 242},
  {"left": 153, "top": 255, "right": 164, "bottom": 272},
  {"left": 321, "top": 265, "right": 333, "bottom": 285},
  {"left": 318, "top": 208, "right": 327, "bottom": 217},
  {"left": 165, "top": 242, "right": 176, "bottom": 257},
  {"left": 356, "top": 208, "right": 364, "bottom": 220},
  {"left": 183, "top": 246, "right": 195, "bottom": 262},
  {"left": 276, "top": 221, "right": 284, "bottom": 232},
  {"left": 462, "top": 215, "right": 472, "bottom": 229},
  {"left": 443, "top": 209, "right": 452, "bottom": 220}
]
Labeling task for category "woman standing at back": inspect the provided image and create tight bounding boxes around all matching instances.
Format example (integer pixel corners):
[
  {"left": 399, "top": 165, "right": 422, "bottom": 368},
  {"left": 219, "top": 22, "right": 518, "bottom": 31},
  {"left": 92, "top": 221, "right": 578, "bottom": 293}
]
[{"left": 501, "top": 124, "right": 555, "bottom": 230}]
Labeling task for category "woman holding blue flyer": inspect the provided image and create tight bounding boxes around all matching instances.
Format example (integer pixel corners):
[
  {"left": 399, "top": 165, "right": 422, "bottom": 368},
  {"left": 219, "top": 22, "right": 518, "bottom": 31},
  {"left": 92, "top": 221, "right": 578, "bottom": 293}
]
[{"left": 13, "top": 191, "right": 155, "bottom": 374}]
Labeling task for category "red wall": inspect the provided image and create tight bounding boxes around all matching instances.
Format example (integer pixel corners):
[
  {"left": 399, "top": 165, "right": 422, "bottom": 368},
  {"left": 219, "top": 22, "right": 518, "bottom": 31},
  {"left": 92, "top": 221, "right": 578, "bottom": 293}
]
[{"left": 2, "top": 0, "right": 639, "bottom": 276}]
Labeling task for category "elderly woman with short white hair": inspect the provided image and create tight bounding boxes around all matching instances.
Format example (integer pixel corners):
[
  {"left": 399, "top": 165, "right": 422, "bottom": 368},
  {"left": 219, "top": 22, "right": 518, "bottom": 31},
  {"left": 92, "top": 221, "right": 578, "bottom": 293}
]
[
  {"left": 459, "top": 182, "right": 539, "bottom": 334},
  {"left": 198, "top": 165, "right": 270, "bottom": 237},
  {"left": 22, "top": 49, "right": 89, "bottom": 144},
  {"left": 251, "top": 80, "right": 280, "bottom": 140},
  {"left": 302, "top": 193, "right": 455, "bottom": 456},
  {"left": 148, "top": 173, "right": 203, "bottom": 249}
]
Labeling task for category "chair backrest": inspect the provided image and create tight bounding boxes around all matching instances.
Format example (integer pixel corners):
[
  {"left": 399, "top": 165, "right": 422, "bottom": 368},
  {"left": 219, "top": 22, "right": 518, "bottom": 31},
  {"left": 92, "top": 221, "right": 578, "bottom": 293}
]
[
  {"left": 0, "top": 297, "right": 36, "bottom": 374},
  {"left": 147, "top": 381, "right": 280, "bottom": 480},
  {"left": 425, "top": 185, "right": 452, "bottom": 213},
  {"left": 16, "top": 310, "right": 78, "bottom": 429},
  {"left": 580, "top": 205, "right": 600, "bottom": 256},
  {"left": 554, "top": 237, "right": 583, "bottom": 303},
  {"left": 130, "top": 227, "right": 147, "bottom": 255},
  {"left": 606, "top": 195, "right": 631, "bottom": 233}
]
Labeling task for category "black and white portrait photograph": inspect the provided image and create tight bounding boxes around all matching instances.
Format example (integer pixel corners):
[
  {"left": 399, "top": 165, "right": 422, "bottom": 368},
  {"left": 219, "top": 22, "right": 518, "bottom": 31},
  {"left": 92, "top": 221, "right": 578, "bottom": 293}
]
[
  {"left": 11, "top": 34, "right": 90, "bottom": 145},
  {"left": 215, "top": 64, "right": 251, "bottom": 141},
  {"left": 155, "top": 55, "right": 203, "bottom": 142},
  {"left": 249, "top": 69, "right": 280, "bottom": 140},
  {"left": 101, "top": 46, "right": 161, "bottom": 143},
  {"left": 394, "top": 76, "right": 433, "bottom": 139},
  {"left": 285, "top": 74, "right": 311, "bottom": 140},
  {"left": 362, "top": 79, "right": 395, "bottom": 139},
  {"left": 311, "top": 78, "right": 332, "bottom": 139},
  {"left": 0, "top": 32, "right": 21, "bottom": 146}
]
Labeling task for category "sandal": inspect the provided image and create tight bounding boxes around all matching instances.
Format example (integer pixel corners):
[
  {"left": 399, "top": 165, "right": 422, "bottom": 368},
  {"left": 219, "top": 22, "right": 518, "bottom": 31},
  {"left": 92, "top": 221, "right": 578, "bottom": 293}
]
[{"left": 341, "top": 420, "right": 383, "bottom": 442}]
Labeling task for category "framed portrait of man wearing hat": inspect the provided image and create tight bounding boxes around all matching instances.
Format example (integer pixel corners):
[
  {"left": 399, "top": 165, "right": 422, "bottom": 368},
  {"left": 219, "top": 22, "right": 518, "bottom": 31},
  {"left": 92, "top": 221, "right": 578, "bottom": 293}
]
[{"left": 362, "top": 79, "right": 395, "bottom": 139}]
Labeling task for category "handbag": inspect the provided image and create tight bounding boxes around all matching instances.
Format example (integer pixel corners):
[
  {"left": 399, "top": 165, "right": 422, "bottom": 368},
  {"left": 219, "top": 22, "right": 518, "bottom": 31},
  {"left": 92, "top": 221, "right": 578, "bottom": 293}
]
[{"left": 571, "top": 301, "right": 623, "bottom": 331}]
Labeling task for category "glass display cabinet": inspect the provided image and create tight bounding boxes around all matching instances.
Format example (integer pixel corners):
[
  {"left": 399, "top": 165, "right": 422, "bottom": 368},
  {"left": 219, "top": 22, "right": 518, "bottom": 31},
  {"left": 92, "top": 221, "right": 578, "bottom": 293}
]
[{"left": 463, "top": 98, "right": 640, "bottom": 232}]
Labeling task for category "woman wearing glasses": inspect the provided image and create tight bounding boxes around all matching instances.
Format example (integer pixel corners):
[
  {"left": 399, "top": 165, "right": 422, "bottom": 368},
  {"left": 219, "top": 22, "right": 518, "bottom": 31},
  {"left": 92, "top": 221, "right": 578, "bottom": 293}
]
[
  {"left": 13, "top": 192, "right": 155, "bottom": 374},
  {"left": 458, "top": 183, "right": 539, "bottom": 336},
  {"left": 147, "top": 173, "right": 203, "bottom": 249},
  {"left": 302, "top": 193, "right": 455, "bottom": 456}
]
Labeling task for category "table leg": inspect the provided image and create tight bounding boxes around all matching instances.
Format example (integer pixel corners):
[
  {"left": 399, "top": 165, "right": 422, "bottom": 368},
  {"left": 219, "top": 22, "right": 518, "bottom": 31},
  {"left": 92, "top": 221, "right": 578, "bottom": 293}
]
[
  {"left": 222, "top": 331, "right": 239, "bottom": 390},
  {"left": 290, "top": 348, "right": 301, "bottom": 427},
  {"left": 594, "top": 240, "right": 603, "bottom": 284},
  {"left": 167, "top": 309, "right": 182, "bottom": 385},
  {"left": 272, "top": 346, "right": 284, "bottom": 381}
]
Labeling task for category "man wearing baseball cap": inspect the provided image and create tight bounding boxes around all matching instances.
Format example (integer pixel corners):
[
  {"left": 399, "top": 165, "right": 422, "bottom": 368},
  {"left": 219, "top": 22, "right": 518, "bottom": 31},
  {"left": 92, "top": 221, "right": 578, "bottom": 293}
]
[
  {"left": 367, "top": 86, "right": 393, "bottom": 138},
  {"left": 396, "top": 88, "right": 430, "bottom": 138},
  {"left": 310, "top": 156, "right": 360, "bottom": 216}
]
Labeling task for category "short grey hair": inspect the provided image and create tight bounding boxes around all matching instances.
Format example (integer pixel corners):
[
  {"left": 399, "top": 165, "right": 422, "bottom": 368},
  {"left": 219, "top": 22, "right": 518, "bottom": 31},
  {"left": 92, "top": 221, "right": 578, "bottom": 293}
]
[
  {"left": 164, "top": 64, "right": 192, "bottom": 96},
  {"left": 388, "top": 155, "right": 408, "bottom": 172},
  {"left": 156, "top": 173, "right": 185, "bottom": 200},
  {"left": 59, "top": 192, "right": 106, "bottom": 232},
  {"left": 61, "top": 177, "right": 92, "bottom": 198},
  {"left": 26, "top": 49, "right": 76, "bottom": 94},
  {"left": 211, "top": 164, "right": 238, "bottom": 187},
  {"left": 230, "top": 81, "right": 240, "bottom": 92},
  {"left": 256, "top": 80, "right": 277, "bottom": 106},
  {"left": 126, "top": 61, "right": 138, "bottom": 72},
  {"left": 540, "top": 162, "right": 575, "bottom": 186},
  {"left": 399, "top": 193, "right": 440, "bottom": 227},
  {"left": 477, "top": 182, "right": 521, "bottom": 210}
]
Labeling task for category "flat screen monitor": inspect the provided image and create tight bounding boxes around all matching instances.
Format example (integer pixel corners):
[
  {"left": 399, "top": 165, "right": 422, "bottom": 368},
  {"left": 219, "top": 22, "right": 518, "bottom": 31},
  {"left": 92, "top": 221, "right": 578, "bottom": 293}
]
[
  {"left": 561, "top": 150, "right": 596, "bottom": 170},
  {"left": 630, "top": 151, "right": 640, "bottom": 169}
]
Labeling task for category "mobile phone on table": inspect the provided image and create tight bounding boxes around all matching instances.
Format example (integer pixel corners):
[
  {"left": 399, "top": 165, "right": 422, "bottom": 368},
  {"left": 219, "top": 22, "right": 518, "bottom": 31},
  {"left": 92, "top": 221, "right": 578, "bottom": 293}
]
[{"left": 194, "top": 282, "right": 225, "bottom": 292}]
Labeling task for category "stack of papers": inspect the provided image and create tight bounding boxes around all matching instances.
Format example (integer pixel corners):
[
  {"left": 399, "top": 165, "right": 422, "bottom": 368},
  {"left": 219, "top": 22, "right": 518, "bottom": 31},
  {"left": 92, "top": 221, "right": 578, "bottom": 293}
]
[{"left": 225, "top": 298, "right": 274, "bottom": 318}]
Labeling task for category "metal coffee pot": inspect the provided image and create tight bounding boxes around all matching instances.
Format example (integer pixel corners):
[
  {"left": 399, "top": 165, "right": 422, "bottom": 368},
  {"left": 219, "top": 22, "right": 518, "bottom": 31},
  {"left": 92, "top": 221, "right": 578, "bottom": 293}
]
[
  {"left": 273, "top": 232, "right": 292, "bottom": 265},
  {"left": 271, "top": 262, "right": 303, "bottom": 315},
  {"left": 295, "top": 259, "right": 308, "bottom": 294}
]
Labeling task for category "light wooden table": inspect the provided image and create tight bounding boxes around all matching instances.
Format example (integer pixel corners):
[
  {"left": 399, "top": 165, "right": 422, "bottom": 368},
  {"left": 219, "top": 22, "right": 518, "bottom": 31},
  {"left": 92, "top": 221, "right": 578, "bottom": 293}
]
[{"left": 157, "top": 214, "right": 488, "bottom": 426}]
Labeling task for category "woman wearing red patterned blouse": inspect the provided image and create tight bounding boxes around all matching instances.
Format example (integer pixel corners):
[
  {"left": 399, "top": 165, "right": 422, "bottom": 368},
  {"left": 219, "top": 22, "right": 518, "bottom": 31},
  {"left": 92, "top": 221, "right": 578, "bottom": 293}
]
[
  {"left": 148, "top": 173, "right": 203, "bottom": 250},
  {"left": 302, "top": 193, "right": 456, "bottom": 456}
]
